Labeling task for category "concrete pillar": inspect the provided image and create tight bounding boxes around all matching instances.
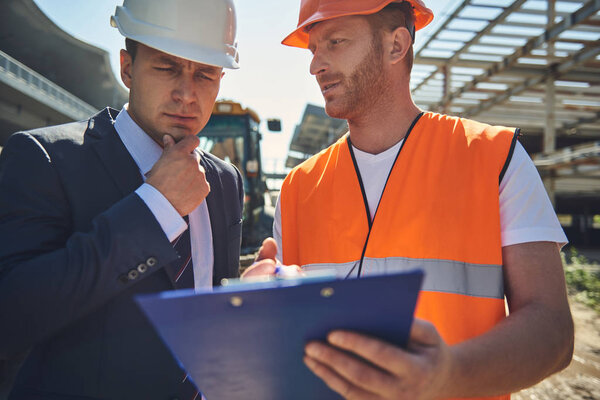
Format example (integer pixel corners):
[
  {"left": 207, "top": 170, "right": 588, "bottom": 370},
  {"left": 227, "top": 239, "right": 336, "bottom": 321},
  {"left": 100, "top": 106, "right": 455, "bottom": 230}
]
[
  {"left": 442, "top": 65, "right": 451, "bottom": 114},
  {"left": 544, "top": 0, "right": 557, "bottom": 207},
  {"left": 544, "top": 0, "right": 556, "bottom": 154}
]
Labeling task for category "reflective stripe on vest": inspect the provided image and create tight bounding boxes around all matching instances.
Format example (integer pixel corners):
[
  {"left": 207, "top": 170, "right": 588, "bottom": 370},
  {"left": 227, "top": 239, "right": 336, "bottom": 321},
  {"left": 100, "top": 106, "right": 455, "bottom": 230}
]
[{"left": 302, "top": 257, "right": 504, "bottom": 299}]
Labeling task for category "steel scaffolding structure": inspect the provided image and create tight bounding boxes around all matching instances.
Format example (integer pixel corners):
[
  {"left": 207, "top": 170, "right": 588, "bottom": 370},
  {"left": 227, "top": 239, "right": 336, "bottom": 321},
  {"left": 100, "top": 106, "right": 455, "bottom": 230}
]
[
  {"left": 411, "top": 0, "right": 600, "bottom": 227},
  {"left": 412, "top": 0, "right": 600, "bottom": 154}
]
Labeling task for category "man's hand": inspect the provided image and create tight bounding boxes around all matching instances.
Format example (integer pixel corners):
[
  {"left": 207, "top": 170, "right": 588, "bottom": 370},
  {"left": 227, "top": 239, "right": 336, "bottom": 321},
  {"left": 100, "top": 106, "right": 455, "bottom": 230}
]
[
  {"left": 146, "top": 135, "right": 210, "bottom": 216},
  {"left": 303, "top": 319, "right": 453, "bottom": 400},
  {"left": 241, "top": 238, "right": 302, "bottom": 278},
  {"left": 241, "top": 238, "right": 278, "bottom": 278}
]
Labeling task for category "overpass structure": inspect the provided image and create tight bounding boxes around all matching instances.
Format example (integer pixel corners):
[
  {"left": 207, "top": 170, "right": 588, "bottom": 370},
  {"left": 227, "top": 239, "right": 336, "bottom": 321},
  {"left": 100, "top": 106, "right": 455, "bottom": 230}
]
[
  {"left": 285, "top": 0, "right": 600, "bottom": 245},
  {"left": 0, "top": 0, "right": 128, "bottom": 147},
  {"left": 285, "top": 104, "right": 347, "bottom": 168}
]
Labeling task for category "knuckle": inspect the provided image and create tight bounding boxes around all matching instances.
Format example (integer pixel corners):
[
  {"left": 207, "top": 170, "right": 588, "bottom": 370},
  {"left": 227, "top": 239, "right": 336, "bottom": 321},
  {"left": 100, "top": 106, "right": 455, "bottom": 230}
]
[
  {"left": 345, "top": 361, "right": 366, "bottom": 381},
  {"left": 368, "top": 340, "right": 388, "bottom": 358},
  {"left": 344, "top": 385, "right": 362, "bottom": 400}
]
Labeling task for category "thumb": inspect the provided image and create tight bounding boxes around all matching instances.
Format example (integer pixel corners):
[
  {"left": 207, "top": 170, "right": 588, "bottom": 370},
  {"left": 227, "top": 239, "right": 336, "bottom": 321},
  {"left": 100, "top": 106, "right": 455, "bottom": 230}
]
[
  {"left": 409, "top": 318, "right": 442, "bottom": 347},
  {"left": 255, "top": 237, "right": 278, "bottom": 262},
  {"left": 162, "top": 134, "right": 175, "bottom": 150}
]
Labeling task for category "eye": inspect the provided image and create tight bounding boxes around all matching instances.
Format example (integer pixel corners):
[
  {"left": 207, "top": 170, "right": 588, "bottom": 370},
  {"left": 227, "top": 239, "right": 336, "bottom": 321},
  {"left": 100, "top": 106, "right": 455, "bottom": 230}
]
[
  {"left": 154, "top": 67, "right": 174, "bottom": 72},
  {"left": 197, "top": 72, "right": 216, "bottom": 81},
  {"left": 330, "top": 39, "right": 345, "bottom": 45}
]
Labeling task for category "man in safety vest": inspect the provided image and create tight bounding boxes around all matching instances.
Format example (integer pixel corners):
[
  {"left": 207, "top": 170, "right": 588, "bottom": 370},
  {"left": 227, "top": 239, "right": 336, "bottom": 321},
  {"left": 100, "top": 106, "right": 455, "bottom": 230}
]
[{"left": 248, "top": 0, "right": 574, "bottom": 399}]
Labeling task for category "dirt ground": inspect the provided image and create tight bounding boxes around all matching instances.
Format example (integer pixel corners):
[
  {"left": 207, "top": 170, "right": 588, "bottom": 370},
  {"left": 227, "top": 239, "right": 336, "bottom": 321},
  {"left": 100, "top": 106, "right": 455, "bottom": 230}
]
[{"left": 513, "top": 297, "right": 600, "bottom": 400}]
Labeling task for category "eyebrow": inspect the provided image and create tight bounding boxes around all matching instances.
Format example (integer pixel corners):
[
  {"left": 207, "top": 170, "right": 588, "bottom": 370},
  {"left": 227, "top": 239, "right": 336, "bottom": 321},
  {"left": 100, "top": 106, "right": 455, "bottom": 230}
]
[
  {"left": 308, "top": 25, "right": 349, "bottom": 48},
  {"left": 154, "top": 56, "right": 180, "bottom": 66},
  {"left": 195, "top": 66, "right": 220, "bottom": 74}
]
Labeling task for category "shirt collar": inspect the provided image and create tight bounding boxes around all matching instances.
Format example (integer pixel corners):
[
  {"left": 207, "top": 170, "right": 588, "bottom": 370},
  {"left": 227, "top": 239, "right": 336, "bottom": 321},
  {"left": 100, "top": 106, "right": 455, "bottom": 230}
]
[{"left": 113, "top": 104, "right": 162, "bottom": 177}]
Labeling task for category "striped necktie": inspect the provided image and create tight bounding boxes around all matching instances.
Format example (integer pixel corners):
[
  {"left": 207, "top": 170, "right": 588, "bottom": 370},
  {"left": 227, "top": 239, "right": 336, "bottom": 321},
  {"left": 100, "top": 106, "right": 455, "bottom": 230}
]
[{"left": 172, "top": 216, "right": 194, "bottom": 289}]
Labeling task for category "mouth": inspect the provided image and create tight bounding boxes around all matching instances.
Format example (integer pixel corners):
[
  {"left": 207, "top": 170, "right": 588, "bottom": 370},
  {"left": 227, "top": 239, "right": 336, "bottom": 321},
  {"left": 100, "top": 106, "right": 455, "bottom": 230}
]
[
  {"left": 164, "top": 113, "right": 198, "bottom": 124},
  {"left": 320, "top": 82, "right": 340, "bottom": 95},
  {"left": 164, "top": 113, "right": 198, "bottom": 126}
]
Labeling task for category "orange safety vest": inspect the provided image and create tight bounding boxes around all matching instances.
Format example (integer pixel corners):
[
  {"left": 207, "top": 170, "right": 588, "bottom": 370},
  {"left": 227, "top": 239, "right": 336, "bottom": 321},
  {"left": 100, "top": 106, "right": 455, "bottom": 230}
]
[{"left": 280, "top": 112, "right": 519, "bottom": 400}]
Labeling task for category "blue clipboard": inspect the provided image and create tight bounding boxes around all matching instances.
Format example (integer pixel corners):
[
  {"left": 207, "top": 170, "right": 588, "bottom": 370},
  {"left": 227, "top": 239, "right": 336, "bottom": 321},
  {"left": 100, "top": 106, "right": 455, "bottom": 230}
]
[{"left": 136, "top": 270, "right": 423, "bottom": 400}]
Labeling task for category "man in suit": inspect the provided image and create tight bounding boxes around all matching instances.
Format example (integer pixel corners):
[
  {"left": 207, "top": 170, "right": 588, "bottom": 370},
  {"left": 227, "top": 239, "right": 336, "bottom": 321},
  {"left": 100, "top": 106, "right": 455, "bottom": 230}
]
[{"left": 0, "top": 0, "right": 259, "bottom": 398}]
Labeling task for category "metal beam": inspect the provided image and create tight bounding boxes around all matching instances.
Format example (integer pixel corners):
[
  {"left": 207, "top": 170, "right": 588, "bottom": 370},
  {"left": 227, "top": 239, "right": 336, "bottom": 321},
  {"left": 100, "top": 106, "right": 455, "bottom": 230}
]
[
  {"left": 415, "top": 0, "right": 470, "bottom": 59},
  {"left": 412, "top": 0, "right": 471, "bottom": 95},
  {"left": 563, "top": 111, "right": 600, "bottom": 131},
  {"left": 413, "top": 0, "right": 528, "bottom": 96},
  {"left": 434, "top": 0, "right": 600, "bottom": 111},
  {"left": 463, "top": 41, "right": 600, "bottom": 118}
]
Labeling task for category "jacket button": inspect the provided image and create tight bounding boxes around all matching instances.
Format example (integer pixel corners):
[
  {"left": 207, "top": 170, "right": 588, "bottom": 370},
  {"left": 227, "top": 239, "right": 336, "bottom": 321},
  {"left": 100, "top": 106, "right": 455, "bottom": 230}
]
[
  {"left": 127, "top": 269, "right": 139, "bottom": 280},
  {"left": 118, "top": 274, "right": 129, "bottom": 284},
  {"left": 146, "top": 257, "right": 157, "bottom": 267},
  {"left": 137, "top": 263, "right": 148, "bottom": 273}
]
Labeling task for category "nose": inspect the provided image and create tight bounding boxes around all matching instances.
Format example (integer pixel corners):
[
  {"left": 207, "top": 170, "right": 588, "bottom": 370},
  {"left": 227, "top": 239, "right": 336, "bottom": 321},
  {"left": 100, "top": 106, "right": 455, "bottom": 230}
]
[
  {"left": 172, "top": 72, "right": 198, "bottom": 105},
  {"left": 309, "top": 49, "right": 328, "bottom": 76}
]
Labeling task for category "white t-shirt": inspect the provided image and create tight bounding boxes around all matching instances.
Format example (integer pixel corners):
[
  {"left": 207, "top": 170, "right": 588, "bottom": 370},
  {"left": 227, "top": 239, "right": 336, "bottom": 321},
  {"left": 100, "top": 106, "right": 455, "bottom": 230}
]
[{"left": 273, "top": 139, "right": 567, "bottom": 262}]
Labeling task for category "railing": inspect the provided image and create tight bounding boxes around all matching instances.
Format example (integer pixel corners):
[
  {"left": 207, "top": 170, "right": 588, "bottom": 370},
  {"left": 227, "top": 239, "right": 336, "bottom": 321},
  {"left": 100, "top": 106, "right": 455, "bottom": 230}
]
[
  {"left": 0, "top": 49, "right": 96, "bottom": 120},
  {"left": 533, "top": 141, "right": 600, "bottom": 169}
]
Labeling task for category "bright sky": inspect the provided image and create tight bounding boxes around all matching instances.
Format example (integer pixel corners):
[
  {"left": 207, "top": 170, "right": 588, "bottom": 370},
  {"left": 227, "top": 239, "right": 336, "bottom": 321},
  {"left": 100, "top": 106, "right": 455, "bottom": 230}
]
[{"left": 34, "top": 0, "right": 457, "bottom": 172}]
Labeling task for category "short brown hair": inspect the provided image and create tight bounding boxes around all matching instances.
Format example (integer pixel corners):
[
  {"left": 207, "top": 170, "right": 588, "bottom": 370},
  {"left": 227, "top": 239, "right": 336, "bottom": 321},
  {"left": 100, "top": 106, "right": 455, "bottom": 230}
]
[
  {"left": 366, "top": 2, "right": 415, "bottom": 70},
  {"left": 125, "top": 38, "right": 139, "bottom": 62}
]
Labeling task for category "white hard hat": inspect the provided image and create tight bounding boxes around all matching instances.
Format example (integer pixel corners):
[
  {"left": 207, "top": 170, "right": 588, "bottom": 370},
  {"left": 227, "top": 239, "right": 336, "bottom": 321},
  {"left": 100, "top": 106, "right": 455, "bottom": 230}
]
[{"left": 111, "top": 0, "right": 239, "bottom": 69}]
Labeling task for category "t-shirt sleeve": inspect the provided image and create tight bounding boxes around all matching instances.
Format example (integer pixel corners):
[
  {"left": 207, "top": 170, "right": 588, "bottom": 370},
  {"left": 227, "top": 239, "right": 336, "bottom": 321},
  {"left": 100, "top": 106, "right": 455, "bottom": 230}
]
[
  {"left": 273, "top": 195, "right": 284, "bottom": 262},
  {"left": 499, "top": 142, "right": 568, "bottom": 248}
]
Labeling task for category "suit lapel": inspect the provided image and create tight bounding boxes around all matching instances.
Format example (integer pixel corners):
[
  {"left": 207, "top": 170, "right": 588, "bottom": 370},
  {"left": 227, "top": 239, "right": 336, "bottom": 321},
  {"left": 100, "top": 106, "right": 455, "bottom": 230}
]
[{"left": 89, "top": 108, "right": 144, "bottom": 197}]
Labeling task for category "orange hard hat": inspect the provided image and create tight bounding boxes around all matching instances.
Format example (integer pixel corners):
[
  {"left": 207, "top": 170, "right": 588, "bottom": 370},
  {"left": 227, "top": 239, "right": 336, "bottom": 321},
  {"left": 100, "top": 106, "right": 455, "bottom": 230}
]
[{"left": 282, "top": 0, "right": 433, "bottom": 48}]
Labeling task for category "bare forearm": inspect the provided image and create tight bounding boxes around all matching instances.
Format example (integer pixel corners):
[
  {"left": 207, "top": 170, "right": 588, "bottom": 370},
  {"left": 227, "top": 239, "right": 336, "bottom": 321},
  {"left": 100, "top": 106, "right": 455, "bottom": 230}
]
[{"left": 443, "top": 302, "right": 574, "bottom": 398}]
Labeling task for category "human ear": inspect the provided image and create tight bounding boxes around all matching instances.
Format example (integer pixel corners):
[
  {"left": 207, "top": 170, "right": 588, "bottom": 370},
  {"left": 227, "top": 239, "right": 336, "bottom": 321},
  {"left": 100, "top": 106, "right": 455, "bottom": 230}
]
[
  {"left": 120, "top": 49, "right": 133, "bottom": 89},
  {"left": 388, "top": 26, "right": 412, "bottom": 65}
]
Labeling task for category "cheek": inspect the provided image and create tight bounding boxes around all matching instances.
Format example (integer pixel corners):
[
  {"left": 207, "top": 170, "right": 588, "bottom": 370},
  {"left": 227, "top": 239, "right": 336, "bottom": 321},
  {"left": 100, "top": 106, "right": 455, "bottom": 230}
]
[
  {"left": 200, "top": 81, "right": 221, "bottom": 104},
  {"left": 132, "top": 76, "right": 158, "bottom": 105}
]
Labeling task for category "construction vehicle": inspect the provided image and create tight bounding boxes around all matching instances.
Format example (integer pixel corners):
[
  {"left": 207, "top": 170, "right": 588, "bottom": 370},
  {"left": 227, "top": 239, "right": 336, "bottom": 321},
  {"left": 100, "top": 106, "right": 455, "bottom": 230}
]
[{"left": 197, "top": 100, "right": 281, "bottom": 254}]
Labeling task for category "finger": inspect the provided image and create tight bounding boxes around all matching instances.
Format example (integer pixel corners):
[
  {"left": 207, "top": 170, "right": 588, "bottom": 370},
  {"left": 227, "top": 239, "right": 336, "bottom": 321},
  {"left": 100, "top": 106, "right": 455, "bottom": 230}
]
[
  {"left": 175, "top": 134, "right": 200, "bottom": 153},
  {"left": 240, "top": 259, "right": 276, "bottom": 279},
  {"left": 192, "top": 148, "right": 202, "bottom": 163},
  {"left": 303, "top": 356, "right": 379, "bottom": 400},
  {"left": 305, "top": 341, "right": 396, "bottom": 396},
  {"left": 327, "top": 330, "right": 412, "bottom": 377},
  {"left": 162, "top": 134, "right": 175, "bottom": 149},
  {"left": 256, "top": 237, "right": 278, "bottom": 262},
  {"left": 408, "top": 319, "right": 441, "bottom": 348}
]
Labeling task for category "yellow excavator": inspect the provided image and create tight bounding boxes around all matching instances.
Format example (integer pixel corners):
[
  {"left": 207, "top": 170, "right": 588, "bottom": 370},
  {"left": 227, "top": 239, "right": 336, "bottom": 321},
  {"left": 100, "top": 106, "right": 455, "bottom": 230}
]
[{"left": 197, "top": 100, "right": 281, "bottom": 254}]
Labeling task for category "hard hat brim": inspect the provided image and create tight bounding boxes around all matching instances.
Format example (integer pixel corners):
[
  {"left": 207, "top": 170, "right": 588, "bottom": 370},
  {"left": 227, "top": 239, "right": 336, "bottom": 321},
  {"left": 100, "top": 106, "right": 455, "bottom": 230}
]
[
  {"left": 127, "top": 34, "right": 239, "bottom": 69},
  {"left": 282, "top": 0, "right": 433, "bottom": 49}
]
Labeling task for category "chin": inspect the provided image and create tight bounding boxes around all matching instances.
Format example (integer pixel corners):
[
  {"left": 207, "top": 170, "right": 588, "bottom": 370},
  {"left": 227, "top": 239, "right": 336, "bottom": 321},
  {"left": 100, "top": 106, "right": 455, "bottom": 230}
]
[
  {"left": 324, "top": 102, "right": 350, "bottom": 120},
  {"left": 168, "top": 127, "right": 198, "bottom": 141}
]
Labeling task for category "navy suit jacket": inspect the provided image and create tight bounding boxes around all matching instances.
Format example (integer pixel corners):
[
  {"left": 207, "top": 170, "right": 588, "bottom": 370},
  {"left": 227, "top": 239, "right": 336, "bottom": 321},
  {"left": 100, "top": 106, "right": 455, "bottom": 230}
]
[{"left": 0, "top": 108, "right": 243, "bottom": 399}]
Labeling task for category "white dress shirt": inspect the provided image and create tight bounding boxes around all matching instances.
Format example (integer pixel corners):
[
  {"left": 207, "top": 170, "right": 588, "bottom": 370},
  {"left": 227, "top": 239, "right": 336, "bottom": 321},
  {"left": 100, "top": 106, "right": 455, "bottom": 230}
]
[{"left": 114, "top": 105, "right": 214, "bottom": 290}]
